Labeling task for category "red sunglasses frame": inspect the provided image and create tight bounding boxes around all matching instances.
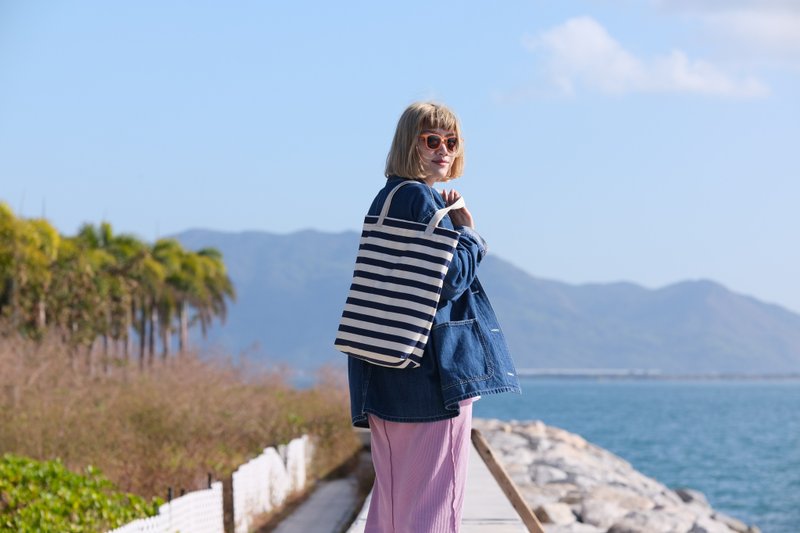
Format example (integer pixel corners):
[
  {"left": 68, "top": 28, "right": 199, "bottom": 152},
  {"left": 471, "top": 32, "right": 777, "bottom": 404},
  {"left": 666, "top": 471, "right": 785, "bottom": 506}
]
[{"left": 418, "top": 133, "right": 459, "bottom": 153}]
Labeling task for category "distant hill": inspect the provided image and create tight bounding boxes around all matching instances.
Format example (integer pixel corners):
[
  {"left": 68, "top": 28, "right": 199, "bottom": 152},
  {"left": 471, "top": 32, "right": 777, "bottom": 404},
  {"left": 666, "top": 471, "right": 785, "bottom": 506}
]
[{"left": 173, "top": 228, "right": 800, "bottom": 375}]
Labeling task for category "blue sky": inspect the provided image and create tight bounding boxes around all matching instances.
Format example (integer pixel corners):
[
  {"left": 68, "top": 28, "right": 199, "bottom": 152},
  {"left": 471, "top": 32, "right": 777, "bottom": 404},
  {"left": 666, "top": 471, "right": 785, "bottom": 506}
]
[{"left": 2, "top": 1, "right": 799, "bottom": 312}]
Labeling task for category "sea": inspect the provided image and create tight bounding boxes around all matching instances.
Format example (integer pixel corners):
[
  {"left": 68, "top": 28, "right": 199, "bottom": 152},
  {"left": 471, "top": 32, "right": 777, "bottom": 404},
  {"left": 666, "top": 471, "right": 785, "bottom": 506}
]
[{"left": 472, "top": 377, "right": 800, "bottom": 533}]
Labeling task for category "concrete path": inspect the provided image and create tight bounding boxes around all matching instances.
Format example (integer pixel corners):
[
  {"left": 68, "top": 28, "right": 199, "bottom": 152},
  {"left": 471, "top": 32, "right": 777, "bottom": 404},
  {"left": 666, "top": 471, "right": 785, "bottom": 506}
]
[
  {"left": 271, "top": 477, "right": 359, "bottom": 533},
  {"left": 346, "top": 444, "right": 527, "bottom": 532}
]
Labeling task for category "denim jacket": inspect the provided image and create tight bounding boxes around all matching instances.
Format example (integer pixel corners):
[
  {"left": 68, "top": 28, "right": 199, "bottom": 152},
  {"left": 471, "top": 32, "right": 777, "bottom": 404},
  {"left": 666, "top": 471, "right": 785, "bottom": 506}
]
[{"left": 347, "top": 176, "right": 521, "bottom": 427}]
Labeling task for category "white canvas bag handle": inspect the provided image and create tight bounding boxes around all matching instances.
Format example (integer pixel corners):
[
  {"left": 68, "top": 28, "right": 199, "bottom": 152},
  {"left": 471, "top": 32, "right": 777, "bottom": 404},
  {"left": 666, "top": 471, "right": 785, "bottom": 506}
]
[
  {"left": 425, "top": 197, "right": 465, "bottom": 235},
  {"left": 378, "top": 181, "right": 466, "bottom": 235}
]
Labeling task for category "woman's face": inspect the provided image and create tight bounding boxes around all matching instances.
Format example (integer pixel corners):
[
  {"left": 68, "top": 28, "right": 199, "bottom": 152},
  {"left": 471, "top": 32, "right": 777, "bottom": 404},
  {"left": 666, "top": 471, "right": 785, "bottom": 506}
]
[{"left": 417, "top": 128, "right": 457, "bottom": 185}]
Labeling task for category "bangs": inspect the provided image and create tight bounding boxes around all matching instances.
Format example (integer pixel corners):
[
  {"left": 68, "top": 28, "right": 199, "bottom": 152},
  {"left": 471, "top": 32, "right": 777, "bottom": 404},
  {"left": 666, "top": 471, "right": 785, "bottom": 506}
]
[{"left": 419, "top": 106, "right": 459, "bottom": 133}]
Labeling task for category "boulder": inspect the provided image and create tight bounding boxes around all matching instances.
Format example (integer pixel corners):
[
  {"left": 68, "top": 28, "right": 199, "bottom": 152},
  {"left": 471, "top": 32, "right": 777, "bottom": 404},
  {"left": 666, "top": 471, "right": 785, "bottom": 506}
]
[
  {"left": 530, "top": 463, "right": 570, "bottom": 484},
  {"left": 558, "top": 488, "right": 584, "bottom": 505},
  {"left": 543, "top": 522, "right": 604, "bottom": 533},
  {"left": 518, "top": 419, "right": 548, "bottom": 436},
  {"left": 507, "top": 447, "right": 536, "bottom": 466},
  {"left": 548, "top": 426, "right": 590, "bottom": 450},
  {"left": 535, "top": 502, "right": 577, "bottom": 524},
  {"left": 711, "top": 511, "right": 750, "bottom": 533},
  {"left": 689, "top": 514, "right": 738, "bottom": 533},
  {"left": 489, "top": 430, "right": 530, "bottom": 453},
  {"left": 520, "top": 486, "right": 561, "bottom": 510},
  {"left": 586, "top": 485, "right": 654, "bottom": 512},
  {"left": 607, "top": 508, "right": 696, "bottom": 533},
  {"left": 579, "top": 498, "right": 629, "bottom": 529},
  {"left": 675, "top": 488, "right": 711, "bottom": 506}
]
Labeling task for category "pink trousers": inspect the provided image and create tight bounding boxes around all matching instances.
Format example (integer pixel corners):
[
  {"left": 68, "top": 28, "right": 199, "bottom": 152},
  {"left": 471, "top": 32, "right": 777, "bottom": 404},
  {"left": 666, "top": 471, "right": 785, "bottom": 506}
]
[{"left": 365, "top": 399, "right": 474, "bottom": 533}]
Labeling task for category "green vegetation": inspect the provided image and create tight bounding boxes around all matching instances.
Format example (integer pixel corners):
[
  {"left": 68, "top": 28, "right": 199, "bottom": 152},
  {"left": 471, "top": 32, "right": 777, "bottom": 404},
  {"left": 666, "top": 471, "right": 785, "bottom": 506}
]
[
  {"left": 0, "top": 202, "right": 234, "bottom": 371},
  {"left": 0, "top": 206, "right": 360, "bottom": 529},
  {"left": 0, "top": 453, "right": 161, "bottom": 532},
  {"left": 0, "top": 334, "right": 359, "bottom": 517}
]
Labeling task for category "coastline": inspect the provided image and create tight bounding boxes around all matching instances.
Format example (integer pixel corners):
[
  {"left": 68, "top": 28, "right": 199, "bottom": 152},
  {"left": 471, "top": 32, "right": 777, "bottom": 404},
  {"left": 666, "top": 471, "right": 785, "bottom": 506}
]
[
  {"left": 516, "top": 369, "right": 800, "bottom": 381},
  {"left": 473, "top": 418, "right": 761, "bottom": 533}
]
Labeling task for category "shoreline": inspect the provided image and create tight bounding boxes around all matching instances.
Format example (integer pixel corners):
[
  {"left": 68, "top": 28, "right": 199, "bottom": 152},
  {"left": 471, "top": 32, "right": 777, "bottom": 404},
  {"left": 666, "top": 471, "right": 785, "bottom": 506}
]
[
  {"left": 473, "top": 418, "right": 761, "bottom": 533},
  {"left": 516, "top": 370, "right": 800, "bottom": 381}
]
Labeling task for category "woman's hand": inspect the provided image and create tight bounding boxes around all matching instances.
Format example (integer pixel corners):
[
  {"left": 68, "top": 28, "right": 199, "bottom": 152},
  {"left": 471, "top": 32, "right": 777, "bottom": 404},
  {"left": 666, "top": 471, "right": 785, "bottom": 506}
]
[{"left": 441, "top": 189, "right": 475, "bottom": 229}]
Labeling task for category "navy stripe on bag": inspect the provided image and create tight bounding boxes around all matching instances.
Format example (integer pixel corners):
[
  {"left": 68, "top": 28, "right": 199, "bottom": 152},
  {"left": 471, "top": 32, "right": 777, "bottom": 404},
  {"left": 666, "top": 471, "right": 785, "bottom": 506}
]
[
  {"left": 352, "top": 270, "right": 442, "bottom": 293},
  {"left": 334, "top": 180, "right": 464, "bottom": 369},
  {"left": 344, "top": 296, "right": 436, "bottom": 323},
  {"left": 355, "top": 256, "right": 446, "bottom": 279}
]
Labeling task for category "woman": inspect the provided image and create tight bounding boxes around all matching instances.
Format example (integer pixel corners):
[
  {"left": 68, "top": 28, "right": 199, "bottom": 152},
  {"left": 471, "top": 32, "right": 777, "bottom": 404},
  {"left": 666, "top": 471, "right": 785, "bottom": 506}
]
[{"left": 347, "top": 102, "right": 521, "bottom": 532}]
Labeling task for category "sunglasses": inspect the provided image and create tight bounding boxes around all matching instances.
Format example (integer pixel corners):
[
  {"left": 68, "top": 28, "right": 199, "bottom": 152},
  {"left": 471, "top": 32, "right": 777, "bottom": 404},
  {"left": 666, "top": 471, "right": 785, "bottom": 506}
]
[{"left": 419, "top": 133, "right": 459, "bottom": 153}]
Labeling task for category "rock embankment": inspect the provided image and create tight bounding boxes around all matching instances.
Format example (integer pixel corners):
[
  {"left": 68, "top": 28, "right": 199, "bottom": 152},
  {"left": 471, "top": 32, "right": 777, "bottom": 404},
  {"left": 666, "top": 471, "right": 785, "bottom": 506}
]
[{"left": 472, "top": 418, "right": 760, "bottom": 533}]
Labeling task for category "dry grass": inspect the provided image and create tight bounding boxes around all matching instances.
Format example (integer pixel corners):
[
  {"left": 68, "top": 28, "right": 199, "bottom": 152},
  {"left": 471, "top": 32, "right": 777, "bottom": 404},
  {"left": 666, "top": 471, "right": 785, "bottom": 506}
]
[{"left": 0, "top": 332, "right": 360, "bottom": 500}]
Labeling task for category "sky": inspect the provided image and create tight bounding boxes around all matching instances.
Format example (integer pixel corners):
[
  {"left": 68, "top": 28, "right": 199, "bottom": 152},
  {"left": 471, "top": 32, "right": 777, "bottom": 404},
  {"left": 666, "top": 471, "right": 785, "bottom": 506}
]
[{"left": 1, "top": 1, "right": 799, "bottom": 312}]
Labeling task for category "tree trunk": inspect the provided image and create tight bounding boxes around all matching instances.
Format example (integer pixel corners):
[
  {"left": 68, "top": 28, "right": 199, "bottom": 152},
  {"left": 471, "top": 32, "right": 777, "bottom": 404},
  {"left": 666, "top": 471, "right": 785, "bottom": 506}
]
[
  {"left": 148, "top": 305, "right": 157, "bottom": 367},
  {"left": 179, "top": 302, "right": 189, "bottom": 355},
  {"left": 86, "top": 341, "right": 95, "bottom": 379},
  {"left": 70, "top": 322, "right": 78, "bottom": 372},
  {"left": 125, "top": 333, "right": 132, "bottom": 374},
  {"left": 161, "top": 322, "right": 170, "bottom": 361},
  {"left": 124, "top": 319, "right": 131, "bottom": 366},
  {"left": 102, "top": 334, "right": 110, "bottom": 376},
  {"left": 125, "top": 301, "right": 133, "bottom": 364},
  {"left": 8, "top": 265, "right": 19, "bottom": 327},
  {"left": 120, "top": 338, "right": 130, "bottom": 382},
  {"left": 139, "top": 302, "right": 147, "bottom": 371},
  {"left": 36, "top": 298, "right": 46, "bottom": 331}
]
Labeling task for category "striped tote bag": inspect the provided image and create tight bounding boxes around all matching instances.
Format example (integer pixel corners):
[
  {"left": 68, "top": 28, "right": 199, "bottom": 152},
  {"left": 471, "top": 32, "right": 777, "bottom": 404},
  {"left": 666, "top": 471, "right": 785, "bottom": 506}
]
[{"left": 334, "top": 180, "right": 465, "bottom": 369}]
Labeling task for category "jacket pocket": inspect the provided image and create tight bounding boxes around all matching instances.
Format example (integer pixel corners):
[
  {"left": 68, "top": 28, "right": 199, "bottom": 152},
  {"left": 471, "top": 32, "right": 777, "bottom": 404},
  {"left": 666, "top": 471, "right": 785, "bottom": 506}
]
[{"left": 431, "top": 318, "right": 494, "bottom": 390}]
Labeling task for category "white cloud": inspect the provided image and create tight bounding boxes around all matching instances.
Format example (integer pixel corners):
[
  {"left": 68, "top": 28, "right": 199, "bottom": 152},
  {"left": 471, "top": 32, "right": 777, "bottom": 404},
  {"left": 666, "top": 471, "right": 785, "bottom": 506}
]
[
  {"left": 704, "top": 10, "right": 800, "bottom": 55},
  {"left": 651, "top": 0, "right": 800, "bottom": 12},
  {"left": 526, "top": 17, "right": 769, "bottom": 98},
  {"left": 655, "top": 0, "right": 796, "bottom": 10},
  {"left": 654, "top": 0, "right": 800, "bottom": 64}
]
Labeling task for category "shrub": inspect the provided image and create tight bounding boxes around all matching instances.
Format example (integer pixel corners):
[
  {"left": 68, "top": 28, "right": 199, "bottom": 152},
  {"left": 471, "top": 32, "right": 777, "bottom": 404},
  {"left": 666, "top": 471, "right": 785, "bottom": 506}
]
[
  {"left": 0, "top": 332, "right": 360, "bottom": 503},
  {"left": 0, "top": 453, "right": 161, "bottom": 532}
]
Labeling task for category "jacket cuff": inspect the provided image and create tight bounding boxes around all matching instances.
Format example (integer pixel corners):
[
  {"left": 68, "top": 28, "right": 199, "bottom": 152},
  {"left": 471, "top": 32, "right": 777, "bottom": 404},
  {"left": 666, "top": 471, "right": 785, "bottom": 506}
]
[{"left": 456, "top": 225, "right": 488, "bottom": 256}]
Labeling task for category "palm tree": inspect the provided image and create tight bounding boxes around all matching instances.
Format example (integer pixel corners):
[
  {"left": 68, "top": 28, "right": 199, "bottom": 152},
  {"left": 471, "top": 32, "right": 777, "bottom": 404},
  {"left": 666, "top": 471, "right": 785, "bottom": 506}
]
[
  {"left": 48, "top": 235, "right": 114, "bottom": 373},
  {"left": 106, "top": 232, "right": 145, "bottom": 363},
  {"left": 27, "top": 218, "right": 61, "bottom": 333},
  {"left": 153, "top": 238, "right": 184, "bottom": 360},
  {"left": 0, "top": 204, "right": 60, "bottom": 339},
  {"left": 0, "top": 206, "right": 235, "bottom": 372},
  {"left": 100, "top": 231, "right": 163, "bottom": 370},
  {"left": 0, "top": 202, "right": 21, "bottom": 324},
  {"left": 193, "top": 247, "right": 236, "bottom": 340},
  {"left": 173, "top": 250, "right": 204, "bottom": 354},
  {"left": 136, "top": 251, "right": 165, "bottom": 369}
]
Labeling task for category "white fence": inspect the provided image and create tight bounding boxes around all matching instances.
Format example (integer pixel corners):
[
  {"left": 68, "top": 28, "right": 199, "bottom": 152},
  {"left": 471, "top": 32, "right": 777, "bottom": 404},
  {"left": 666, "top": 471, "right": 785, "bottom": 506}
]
[
  {"left": 109, "top": 482, "right": 224, "bottom": 533},
  {"left": 232, "top": 435, "right": 311, "bottom": 533},
  {"left": 109, "top": 435, "right": 313, "bottom": 533}
]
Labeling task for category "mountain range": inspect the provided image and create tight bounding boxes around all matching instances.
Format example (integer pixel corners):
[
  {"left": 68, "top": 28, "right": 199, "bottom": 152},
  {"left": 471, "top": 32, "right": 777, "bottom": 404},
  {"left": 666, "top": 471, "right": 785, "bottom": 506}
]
[{"left": 173, "top": 228, "right": 800, "bottom": 376}]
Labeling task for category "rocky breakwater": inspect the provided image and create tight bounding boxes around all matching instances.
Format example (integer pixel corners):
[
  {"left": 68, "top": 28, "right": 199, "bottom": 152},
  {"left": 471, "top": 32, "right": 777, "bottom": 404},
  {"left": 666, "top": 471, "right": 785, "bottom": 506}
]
[{"left": 472, "top": 418, "right": 760, "bottom": 533}]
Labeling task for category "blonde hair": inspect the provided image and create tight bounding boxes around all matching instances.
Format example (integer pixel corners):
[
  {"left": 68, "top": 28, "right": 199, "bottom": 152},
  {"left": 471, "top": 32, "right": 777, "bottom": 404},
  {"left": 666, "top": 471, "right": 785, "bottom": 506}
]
[{"left": 384, "top": 102, "right": 465, "bottom": 181}]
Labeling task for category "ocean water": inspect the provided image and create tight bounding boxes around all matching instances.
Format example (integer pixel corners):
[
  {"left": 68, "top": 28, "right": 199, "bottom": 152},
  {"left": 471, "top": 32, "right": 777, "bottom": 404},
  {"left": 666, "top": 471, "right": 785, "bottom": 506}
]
[{"left": 472, "top": 378, "right": 800, "bottom": 533}]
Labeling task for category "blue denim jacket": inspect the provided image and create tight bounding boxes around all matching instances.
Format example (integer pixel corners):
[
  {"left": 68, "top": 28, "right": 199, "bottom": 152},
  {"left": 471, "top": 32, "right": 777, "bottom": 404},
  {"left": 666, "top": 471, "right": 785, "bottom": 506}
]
[{"left": 347, "top": 176, "right": 521, "bottom": 427}]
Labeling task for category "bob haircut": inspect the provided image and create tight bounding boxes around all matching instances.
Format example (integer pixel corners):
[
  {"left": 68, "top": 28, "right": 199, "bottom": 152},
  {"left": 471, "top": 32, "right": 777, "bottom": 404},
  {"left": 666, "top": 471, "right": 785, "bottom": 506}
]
[{"left": 384, "top": 102, "right": 465, "bottom": 181}]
